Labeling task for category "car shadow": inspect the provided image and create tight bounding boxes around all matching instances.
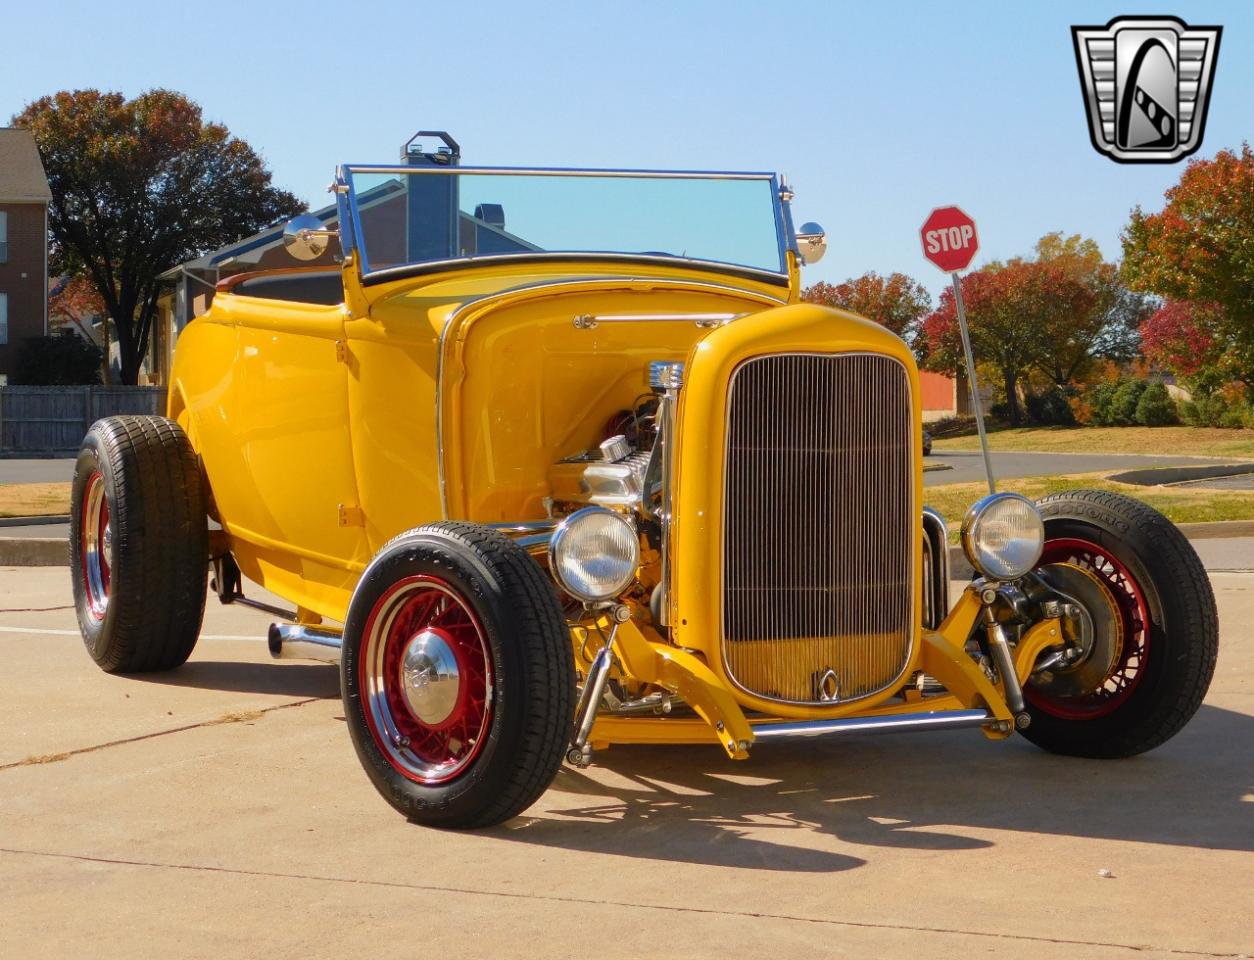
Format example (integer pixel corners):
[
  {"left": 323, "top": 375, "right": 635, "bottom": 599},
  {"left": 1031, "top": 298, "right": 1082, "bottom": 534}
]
[
  {"left": 484, "top": 703, "right": 1252, "bottom": 872},
  {"left": 136, "top": 660, "right": 340, "bottom": 699}
]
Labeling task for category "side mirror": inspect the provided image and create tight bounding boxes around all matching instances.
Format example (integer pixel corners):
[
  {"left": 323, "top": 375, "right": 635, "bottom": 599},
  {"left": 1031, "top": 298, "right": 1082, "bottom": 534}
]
[
  {"left": 282, "top": 214, "right": 338, "bottom": 261},
  {"left": 795, "top": 221, "right": 827, "bottom": 265}
]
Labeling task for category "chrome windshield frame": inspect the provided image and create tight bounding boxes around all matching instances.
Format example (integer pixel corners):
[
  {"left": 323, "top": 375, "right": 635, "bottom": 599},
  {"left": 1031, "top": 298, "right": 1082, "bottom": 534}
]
[{"left": 336, "top": 164, "right": 792, "bottom": 282}]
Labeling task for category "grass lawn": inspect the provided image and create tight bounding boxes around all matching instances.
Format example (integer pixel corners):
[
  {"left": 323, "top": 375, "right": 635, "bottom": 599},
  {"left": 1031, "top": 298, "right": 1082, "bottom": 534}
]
[
  {"left": 0, "top": 482, "right": 71, "bottom": 518},
  {"left": 3, "top": 472, "right": 1251, "bottom": 534},
  {"left": 926, "top": 470, "right": 1254, "bottom": 536},
  {"left": 932, "top": 425, "right": 1254, "bottom": 459}
]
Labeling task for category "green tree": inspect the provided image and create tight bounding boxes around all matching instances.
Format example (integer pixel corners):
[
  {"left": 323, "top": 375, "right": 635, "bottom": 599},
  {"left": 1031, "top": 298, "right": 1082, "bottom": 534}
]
[
  {"left": 1135, "top": 382, "right": 1178, "bottom": 426},
  {"left": 802, "top": 272, "right": 932, "bottom": 342},
  {"left": 1122, "top": 144, "right": 1254, "bottom": 390},
  {"left": 1109, "top": 379, "right": 1148, "bottom": 426},
  {"left": 14, "top": 90, "right": 306, "bottom": 384}
]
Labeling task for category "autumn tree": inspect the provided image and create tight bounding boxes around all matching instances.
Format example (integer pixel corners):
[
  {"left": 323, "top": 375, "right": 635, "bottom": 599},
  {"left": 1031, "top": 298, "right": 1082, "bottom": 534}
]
[
  {"left": 1138, "top": 300, "right": 1222, "bottom": 381},
  {"left": 918, "top": 263, "right": 1059, "bottom": 424},
  {"left": 48, "top": 275, "right": 110, "bottom": 380},
  {"left": 802, "top": 271, "right": 932, "bottom": 341},
  {"left": 1122, "top": 144, "right": 1254, "bottom": 390},
  {"left": 1032, "top": 233, "right": 1147, "bottom": 385},
  {"left": 14, "top": 90, "right": 306, "bottom": 384}
]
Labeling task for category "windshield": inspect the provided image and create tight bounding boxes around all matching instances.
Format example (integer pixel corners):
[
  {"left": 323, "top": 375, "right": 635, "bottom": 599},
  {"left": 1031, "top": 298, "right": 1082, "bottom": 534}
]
[{"left": 341, "top": 166, "right": 787, "bottom": 279}]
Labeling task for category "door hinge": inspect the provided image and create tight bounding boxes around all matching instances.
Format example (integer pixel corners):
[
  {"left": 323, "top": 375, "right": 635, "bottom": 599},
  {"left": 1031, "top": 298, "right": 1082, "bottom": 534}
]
[
  {"left": 335, "top": 339, "right": 350, "bottom": 363},
  {"left": 337, "top": 503, "right": 365, "bottom": 527}
]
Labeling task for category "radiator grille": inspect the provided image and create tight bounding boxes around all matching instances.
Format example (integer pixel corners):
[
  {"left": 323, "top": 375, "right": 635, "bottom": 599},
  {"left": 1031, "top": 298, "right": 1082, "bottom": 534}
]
[{"left": 722, "top": 353, "right": 915, "bottom": 704}]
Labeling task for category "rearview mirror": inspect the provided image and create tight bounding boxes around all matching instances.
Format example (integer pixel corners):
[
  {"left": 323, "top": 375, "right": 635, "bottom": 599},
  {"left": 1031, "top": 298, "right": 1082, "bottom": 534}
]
[
  {"left": 795, "top": 221, "right": 827, "bottom": 265},
  {"left": 282, "top": 214, "right": 337, "bottom": 261}
]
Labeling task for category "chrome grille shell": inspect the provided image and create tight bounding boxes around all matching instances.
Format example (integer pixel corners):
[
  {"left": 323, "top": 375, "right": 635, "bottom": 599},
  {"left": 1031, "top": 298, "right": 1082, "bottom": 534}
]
[{"left": 720, "top": 352, "right": 916, "bottom": 705}]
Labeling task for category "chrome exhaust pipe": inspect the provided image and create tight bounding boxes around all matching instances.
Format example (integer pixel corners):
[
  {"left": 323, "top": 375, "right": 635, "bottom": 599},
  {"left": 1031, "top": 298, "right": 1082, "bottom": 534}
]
[
  {"left": 750, "top": 709, "right": 994, "bottom": 742},
  {"left": 267, "top": 623, "right": 342, "bottom": 663}
]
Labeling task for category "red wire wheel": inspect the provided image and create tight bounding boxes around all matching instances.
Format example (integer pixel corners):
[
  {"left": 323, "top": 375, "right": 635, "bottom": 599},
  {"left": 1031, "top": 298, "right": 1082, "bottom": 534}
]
[
  {"left": 358, "top": 575, "right": 494, "bottom": 784},
  {"left": 1025, "top": 537, "right": 1150, "bottom": 720},
  {"left": 80, "top": 470, "right": 112, "bottom": 621},
  {"left": 342, "top": 523, "right": 578, "bottom": 827}
]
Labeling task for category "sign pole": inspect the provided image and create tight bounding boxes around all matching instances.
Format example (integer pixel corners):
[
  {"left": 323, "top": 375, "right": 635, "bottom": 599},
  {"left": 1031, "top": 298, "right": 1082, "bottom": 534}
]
[{"left": 951, "top": 271, "right": 996, "bottom": 495}]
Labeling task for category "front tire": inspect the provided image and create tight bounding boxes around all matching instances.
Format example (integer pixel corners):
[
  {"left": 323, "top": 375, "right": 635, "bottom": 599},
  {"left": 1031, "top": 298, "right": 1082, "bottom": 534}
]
[
  {"left": 1021, "top": 490, "right": 1218, "bottom": 757},
  {"left": 70, "top": 416, "right": 209, "bottom": 673},
  {"left": 341, "top": 523, "right": 574, "bottom": 828}
]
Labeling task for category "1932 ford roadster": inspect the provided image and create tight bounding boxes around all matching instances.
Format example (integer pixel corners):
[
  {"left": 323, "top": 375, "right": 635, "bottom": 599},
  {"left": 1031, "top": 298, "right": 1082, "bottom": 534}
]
[{"left": 71, "top": 137, "right": 1218, "bottom": 828}]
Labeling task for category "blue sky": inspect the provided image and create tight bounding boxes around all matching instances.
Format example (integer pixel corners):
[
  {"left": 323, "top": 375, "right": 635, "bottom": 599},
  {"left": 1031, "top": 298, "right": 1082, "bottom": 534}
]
[{"left": 3, "top": 0, "right": 1249, "bottom": 303}]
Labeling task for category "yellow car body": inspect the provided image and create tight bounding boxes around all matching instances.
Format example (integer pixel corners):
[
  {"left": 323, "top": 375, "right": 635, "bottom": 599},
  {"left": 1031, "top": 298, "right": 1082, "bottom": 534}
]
[
  {"left": 71, "top": 154, "right": 1216, "bottom": 827},
  {"left": 169, "top": 240, "right": 1045, "bottom": 759}
]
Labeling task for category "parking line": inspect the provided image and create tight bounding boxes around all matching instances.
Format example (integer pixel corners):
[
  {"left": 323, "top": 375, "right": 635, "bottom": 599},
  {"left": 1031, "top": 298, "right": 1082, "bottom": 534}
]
[{"left": 0, "top": 625, "right": 262, "bottom": 641}]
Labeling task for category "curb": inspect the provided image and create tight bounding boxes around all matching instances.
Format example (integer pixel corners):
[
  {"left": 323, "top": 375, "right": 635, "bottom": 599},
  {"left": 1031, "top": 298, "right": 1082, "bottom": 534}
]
[
  {"left": 0, "top": 538, "right": 67, "bottom": 567},
  {"left": 1109, "top": 463, "right": 1254, "bottom": 486},
  {"left": 0, "top": 514, "right": 70, "bottom": 528},
  {"left": 946, "top": 518, "right": 1254, "bottom": 578},
  {"left": 5, "top": 521, "right": 1252, "bottom": 571},
  {"left": 1176, "top": 519, "right": 1254, "bottom": 539}
]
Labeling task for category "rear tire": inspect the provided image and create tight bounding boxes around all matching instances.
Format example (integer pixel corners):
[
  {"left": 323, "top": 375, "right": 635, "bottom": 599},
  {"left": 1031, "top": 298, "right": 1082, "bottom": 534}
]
[
  {"left": 70, "top": 416, "right": 208, "bottom": 673},
  {"left": 1021, "top": 489, "right": 1217, "bottom": 758},
  {"left": 341, "top": 522, "right": 574, "bottom": 828}
]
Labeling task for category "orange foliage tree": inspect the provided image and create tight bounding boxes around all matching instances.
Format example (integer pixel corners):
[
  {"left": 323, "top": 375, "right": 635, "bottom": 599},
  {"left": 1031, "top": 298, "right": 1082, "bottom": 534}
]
[
  {"left": 802, "top": 271, "right": 932, "bottom": 341},
  {"left": 14, "top": 90, "right": 306, "bottom": 384},
  {"left": 1122, "top": 144, "right": 1254, "bottom": 390}
]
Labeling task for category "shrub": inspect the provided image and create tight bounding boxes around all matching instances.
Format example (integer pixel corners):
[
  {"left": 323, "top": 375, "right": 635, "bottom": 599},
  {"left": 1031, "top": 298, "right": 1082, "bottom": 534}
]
[
  {"left": 10, "top": 334, "right": 102, "bottom": 385},
  {"left": 1219, "top": 407, "right": 1249, "bottom": 429},
  {"left": 1087, "top": 381, "right": 1121, "bottom": 426},
  {"left": 1025, "top": 387, "right": 1076, "bottom": 425},
  {"left": 927, "top": 415, "right": 977, "bottom": 438},
  {"left": 1179, "top": 392, "right": 1253, "bottom": 428},
  {"left": 1134, "top": 382, "right": 1178, "bottom": 426},
  {"left": 1069, "top": 395, "right": 1095, "bottom": 425},
  {"left": 1109, "top": 379, "right": 1148, "bottom": 426}
]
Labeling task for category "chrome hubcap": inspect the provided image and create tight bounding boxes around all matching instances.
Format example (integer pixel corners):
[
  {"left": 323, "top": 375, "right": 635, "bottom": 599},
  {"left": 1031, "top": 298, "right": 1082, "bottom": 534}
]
[
  {"left": 399, "top": 628, "right": 462, "bottom": 726},
  {"left": 359, "top": 576, "right": 493, "bottom": 784},
  {"left": 81, "top": 472, "right": 111, "bottom": 620}
]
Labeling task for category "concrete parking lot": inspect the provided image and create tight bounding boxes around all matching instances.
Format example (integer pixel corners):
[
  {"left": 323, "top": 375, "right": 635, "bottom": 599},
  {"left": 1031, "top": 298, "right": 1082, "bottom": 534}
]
[{"left": 1, "top": 553, "right": 1251, "bottom": 959}]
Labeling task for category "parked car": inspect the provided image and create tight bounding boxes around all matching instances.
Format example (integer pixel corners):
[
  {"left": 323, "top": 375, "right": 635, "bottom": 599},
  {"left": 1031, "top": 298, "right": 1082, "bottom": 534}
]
[{"left": 70, "top": 147, "right": 1218, "bottom": 828}]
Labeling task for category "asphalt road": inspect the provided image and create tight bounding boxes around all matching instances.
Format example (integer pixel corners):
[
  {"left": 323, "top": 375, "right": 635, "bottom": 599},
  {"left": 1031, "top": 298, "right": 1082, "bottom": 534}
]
[
  {"left": 1, "top": 550, "right": 1251, "bottom": 959},
  {"left": 924, "top": 449, "right": 1234, "bottom": 486}
]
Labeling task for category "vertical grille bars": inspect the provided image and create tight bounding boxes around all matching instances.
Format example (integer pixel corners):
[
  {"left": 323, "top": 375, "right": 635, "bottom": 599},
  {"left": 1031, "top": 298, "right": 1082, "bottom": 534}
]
[{"left": 721, "top": 353, "right": 915, "bottom": 704}]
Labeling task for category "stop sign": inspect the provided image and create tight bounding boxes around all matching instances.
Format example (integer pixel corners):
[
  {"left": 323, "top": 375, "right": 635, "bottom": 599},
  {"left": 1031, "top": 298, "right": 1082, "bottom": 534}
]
[{"left": 920, "top": 206, "right": 979, "bottom": 273}]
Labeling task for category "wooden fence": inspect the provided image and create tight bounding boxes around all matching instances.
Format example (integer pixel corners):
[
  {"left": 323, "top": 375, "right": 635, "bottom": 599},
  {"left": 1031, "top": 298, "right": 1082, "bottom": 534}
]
[{"left": 0, "top": 386, "right": 167, "bottom": 455}]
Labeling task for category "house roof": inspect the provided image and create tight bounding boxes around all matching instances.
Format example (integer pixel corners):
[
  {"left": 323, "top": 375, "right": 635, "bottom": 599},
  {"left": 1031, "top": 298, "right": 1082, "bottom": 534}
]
[{"left": 0, "top": 128, "right": 52, "bottom": 202}]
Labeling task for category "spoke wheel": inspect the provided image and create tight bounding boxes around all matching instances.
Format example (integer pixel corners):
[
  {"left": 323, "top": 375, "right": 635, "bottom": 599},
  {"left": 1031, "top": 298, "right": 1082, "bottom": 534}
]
[
  {"left": 1026, "top": 538, "right": 1150, "bottom": 720},
  {"left": 80, "top": 471, "right": 112, "bottom": 620},
  {"left": 341, "top": 522, "right": 575, "bottom": 828},
  {"left": 1020, "top": 489, "right": 1218, "bottom": 758},
  {"left": 360, "top": 576, "right": 493, "bottom": 784}
]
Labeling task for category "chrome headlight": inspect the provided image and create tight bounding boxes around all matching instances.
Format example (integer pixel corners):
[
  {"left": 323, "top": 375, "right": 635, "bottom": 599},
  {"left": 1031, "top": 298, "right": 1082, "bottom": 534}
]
[
  {"left": 961, "top": 493, "right": 1045, "bottom": 581},
  {"left": 549, "top": 507, "right": 640, "bottom": 602}
]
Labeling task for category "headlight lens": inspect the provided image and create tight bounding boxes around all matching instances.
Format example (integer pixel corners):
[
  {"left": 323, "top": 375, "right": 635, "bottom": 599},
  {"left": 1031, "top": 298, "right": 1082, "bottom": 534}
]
[
  {"left": 549, "top": 507, "right": 640, "bottom": 602},
  {"left": 961, "top": 493, "right": 1045, "bottom": 581}
]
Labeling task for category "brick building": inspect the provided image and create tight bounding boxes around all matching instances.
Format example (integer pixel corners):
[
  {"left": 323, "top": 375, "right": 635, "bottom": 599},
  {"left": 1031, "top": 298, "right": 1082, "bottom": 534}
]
[{"left": 0, "top": 129, "right": 51, "bottom": 381}]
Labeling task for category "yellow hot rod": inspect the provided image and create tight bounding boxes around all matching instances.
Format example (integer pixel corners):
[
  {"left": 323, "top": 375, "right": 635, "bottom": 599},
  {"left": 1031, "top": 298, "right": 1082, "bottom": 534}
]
[{"left": 71, "top": 141, "right": 1218, "bottom": 828}]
